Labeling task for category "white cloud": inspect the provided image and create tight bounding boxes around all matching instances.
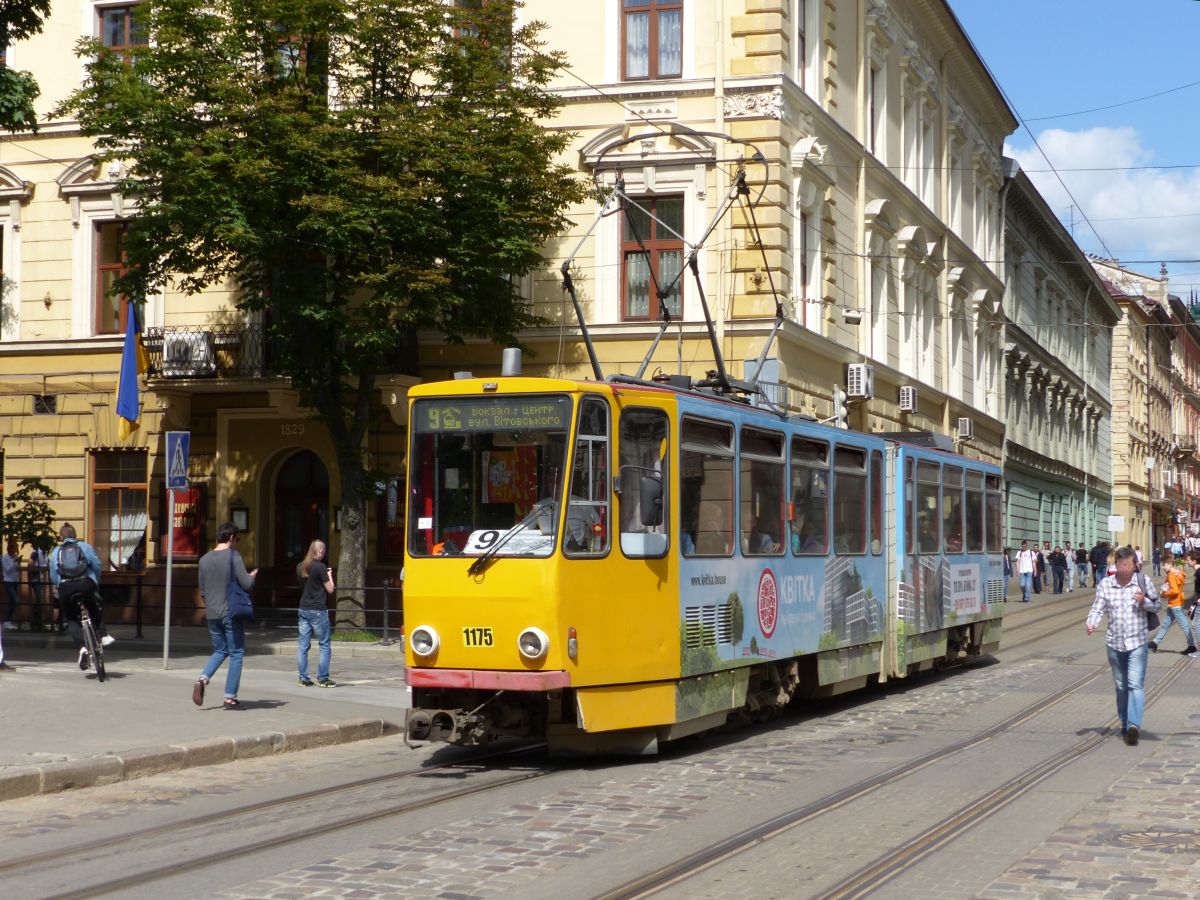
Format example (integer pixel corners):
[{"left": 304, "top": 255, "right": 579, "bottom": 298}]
[{"left": 1007, "top": 127, "right": 1200, "bottom": 288}]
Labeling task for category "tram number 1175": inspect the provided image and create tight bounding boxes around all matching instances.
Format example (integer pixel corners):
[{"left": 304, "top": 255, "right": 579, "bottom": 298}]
[{"left": 462, "top": 627, "right": 494, "bottom": 647}]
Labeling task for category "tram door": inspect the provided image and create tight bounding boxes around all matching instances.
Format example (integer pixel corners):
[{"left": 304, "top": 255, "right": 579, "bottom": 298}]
[{"left": 272, "top": 450, "right": 331, "bottom": 606}]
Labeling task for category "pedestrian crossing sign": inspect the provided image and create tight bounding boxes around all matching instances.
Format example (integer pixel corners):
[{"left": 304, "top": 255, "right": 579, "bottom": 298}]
[{"left": 167, "top": 431, "right": 190, "bottom": 489}]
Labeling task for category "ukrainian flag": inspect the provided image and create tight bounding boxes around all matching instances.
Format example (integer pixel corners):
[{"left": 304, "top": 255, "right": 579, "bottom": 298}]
[{"left": 116, "top": 304, "right": 150, "bottom": 440}]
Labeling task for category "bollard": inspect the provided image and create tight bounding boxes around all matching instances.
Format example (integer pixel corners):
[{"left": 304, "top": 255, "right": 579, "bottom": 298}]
[
  {"left": 135, "top": 573, "right": 144, "bottom": 639},
  {"left": 380, "top": 579, "right": 393, "bottom": 645}
]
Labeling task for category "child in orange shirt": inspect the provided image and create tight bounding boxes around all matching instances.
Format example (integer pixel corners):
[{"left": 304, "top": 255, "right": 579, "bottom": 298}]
[{"left": 1149, "top": 554, "right": 1197, "bottom": 654}]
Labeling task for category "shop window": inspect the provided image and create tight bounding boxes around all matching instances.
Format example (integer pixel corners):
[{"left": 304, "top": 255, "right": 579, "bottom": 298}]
[
  {"left": 91, "top": 450, "right": 148, "bottom": 571},
  {"left": 740, "top": 427, "right": 785, "bottom": 556},
  {"left": 618, "top": 407, "right": 668, "bottom": 557},
  {"left": 622, "top": 0, "right": 682, "bottom": 80},
  {"left": 622, "top": 195, "right": 684, "bottom": 320},
  {"left": 681, "top": 417, "right": 734, "bottom": 557}
]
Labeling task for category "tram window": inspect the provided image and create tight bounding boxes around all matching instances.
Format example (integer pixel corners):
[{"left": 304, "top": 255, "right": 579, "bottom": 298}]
[
  {"left": 904, "top": 457, "right": 914, "bottom": 555},
  {"left": 965, "top": 476, "right": 985, "bottom": 554},
  {"left": 681, "top": 417, "right": 734, "bottom": 557},
  {"left": 985, "top": 489, "right": 1003, "bottom": 552},
  {"left": 407, "top": 395, "right": 572, "bottom": 558},
  {"left": 870, "top": 451, "right": 883, "bottom": 555},
  {"left": 833, "top": 446, "right": 867, "bottom": 555},
  {"left": 916, "top": 460, "right": 940, "bottom": 554},
  {"left": 789, "top": 436, "right": 828, "bottom": 555},
  {"left": 943, "top": 465, "right": 963, "bottom": 553},
  {"left": 741, "top": 427, "right": 785, "bottom": 556},
  {"left": 619, "top": 408, "right": 669, "bottom": 558},
  {"left": 564, "top": 397, "right": 611, "bottom": 557}
]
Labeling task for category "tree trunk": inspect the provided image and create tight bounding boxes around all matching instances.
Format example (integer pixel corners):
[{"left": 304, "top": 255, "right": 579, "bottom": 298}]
[{"left": 334, "top": 470, "right": 369, "bottom": 631}]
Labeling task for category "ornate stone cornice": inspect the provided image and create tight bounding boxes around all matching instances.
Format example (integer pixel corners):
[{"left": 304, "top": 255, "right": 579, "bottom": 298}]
[{"left": 724, "top": 88, "right": 785, "bottom": 121}]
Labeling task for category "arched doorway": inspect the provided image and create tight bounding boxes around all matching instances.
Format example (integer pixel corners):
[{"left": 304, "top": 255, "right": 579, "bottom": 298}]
[{"left": 271, "top": 450, "right": 330, "bottom": 605}]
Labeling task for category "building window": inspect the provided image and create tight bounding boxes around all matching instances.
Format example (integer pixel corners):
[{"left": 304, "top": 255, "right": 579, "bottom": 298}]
[
  {"left": 95, "top": 221, "right": 129, "bottom": 335},
  {"left": 91, "top": 450, "right": 148, "bottom": 571},
  {"left": 622, "top": 195, "right": 683, "bottom": 320},
  {"left": 622, "top": 0, "right": 682, "bottom": 81},
  {"left": 99, "top": 4, "right": 148, "bottom": 56},
  {"left": 795, "top": 0, "right": 806, "bottom": 89}
]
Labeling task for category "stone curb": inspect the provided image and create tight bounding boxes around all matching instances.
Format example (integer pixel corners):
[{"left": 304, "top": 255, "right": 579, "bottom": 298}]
[{"left": 0, "top": 717, "right": 401, "bottom": 804}]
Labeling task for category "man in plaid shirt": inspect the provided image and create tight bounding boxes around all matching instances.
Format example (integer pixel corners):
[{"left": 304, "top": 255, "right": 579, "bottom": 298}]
[{"left": 1086, "top": 546, "right": 1161, "bottom": 745}]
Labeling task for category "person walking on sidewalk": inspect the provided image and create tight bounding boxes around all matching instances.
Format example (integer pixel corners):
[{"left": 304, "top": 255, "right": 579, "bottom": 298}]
[
  {"left": 1148, "top": 553, "right": 1197, "bottom": 655},
  {"left": 1017, "top": 540, "right": 1036, "bottom": 602},
  {"left": 2, "top": 540, "right": 20, "bottom": 630},
  {"left": 1050, "top": 546, "right": 1068, "bottom": 594},
  {"left": 1152, "top": 546, "right": 1162, "bottom": 577},
  {"left": 27, "top": 543, "right": 50, "bottom": 628},
  {"left": 1076, "top": 542, "right": 1090, "bottom": 588},
  {"left": 296, "top": 539, "right": 336, "bottom": 688},
  {"left": 194, "top": 522, "right": 257, "bottom": 710},
  {"left": 1086, "top": 546, "right": 1161, "bottom": 746},
  {"left": 1065, "top": 541, "right": 1076, "bottom": 591},
  {"left": 49, "top": 524, "right": 114, "bottom": 671}
]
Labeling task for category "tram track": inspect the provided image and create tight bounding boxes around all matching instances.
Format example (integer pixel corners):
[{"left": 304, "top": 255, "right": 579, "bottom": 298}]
[
  {"left": 818, "top": 653, "right": 1194, "bottom": 899},
  {"left": 4, "top": 743, "right": 553, "bottom": 898},
  {"left": 596, "top": 660, "right": 1115, "bottom": 900}
]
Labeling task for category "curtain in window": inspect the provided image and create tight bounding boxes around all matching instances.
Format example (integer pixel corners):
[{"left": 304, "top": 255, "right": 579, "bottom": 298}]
[
  {"left": 625, "top": 253, "right": 650, "bottom": 317},
  {"left": 658, "top": 10, "right": 681, "bottom": 76},
  {"left": 659, "top": 250, "right": 682, "bottom": 315},
  {"left": 626, "top": 12, "right": 649, "bottom": 78}
]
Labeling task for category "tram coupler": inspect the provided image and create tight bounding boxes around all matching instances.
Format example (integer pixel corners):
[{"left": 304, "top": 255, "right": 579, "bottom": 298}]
[{"left": 404, "top": 708, "right": 492, "bottom": 747}]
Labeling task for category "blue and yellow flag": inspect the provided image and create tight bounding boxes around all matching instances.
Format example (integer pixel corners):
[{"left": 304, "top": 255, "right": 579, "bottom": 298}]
[{"left": 116, "top": 304, "right": 150, "bottom": 440}]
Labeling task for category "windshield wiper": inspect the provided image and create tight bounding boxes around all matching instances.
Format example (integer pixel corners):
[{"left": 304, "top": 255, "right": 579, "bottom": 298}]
[{"left": 466, "top": 500, "right": 556, "bottom": 577}]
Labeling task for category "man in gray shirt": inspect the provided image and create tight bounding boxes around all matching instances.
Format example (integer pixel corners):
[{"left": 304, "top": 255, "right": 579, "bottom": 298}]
[{"left": 193, "top": 522, "right": 257, "bottom": 710}]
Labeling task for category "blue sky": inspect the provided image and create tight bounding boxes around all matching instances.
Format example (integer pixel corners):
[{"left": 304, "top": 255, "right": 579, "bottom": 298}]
[{"left": 950, "top": 0, "right": 1200, "bottom": 292}]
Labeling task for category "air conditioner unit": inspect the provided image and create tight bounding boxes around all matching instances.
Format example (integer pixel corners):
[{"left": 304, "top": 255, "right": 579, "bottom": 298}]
[
  {"left": 956, "top": 417, "right": 974, "bottom": 441},
  {"left": 161, "top": 333, "right": 217, "bottom": 378},
  {"left": 899, "top": 385, "right": 918, "bottom": 413},
  {"left": 846, "top": 363, "right": 874, "bottom": 400}
]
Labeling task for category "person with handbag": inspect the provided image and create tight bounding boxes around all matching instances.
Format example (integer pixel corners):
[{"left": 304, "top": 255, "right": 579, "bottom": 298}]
[
  {"left": 1085, "top": 545, "right": 1161, "bottom": 746},
  {"left": 194, "top": 522, "right": 257, "bottom": 710}
]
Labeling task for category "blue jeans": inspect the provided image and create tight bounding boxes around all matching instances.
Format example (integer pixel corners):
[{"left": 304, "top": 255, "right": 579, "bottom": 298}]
[
  {"left": 1020, "top": 572, "right": 1032, "bottom": 601},
  {"left": 298, "top": 609, "right": 331, "bottom": 681},
  {"left": 1153, "top": 606, "right": 1197, "bottom": 649},
  {"left": 201, "top": 615, "right": 245, "bottom": 699},
  {"left": 1077, "top": 563, "right": 1089, "bottom": 587},
  {"left": 1106, "top": 643, "right": 1149, "bottom": 731}
]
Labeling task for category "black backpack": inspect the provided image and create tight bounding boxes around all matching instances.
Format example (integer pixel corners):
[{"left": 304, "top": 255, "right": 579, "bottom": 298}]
[{"left": 58, "top": 542, "right": 89, "bottom": 580}]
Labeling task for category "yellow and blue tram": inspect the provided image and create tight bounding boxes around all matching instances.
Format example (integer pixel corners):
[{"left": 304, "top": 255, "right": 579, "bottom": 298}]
[{"left": 403, "top": 372, "right": 1005, "bottom": 753}]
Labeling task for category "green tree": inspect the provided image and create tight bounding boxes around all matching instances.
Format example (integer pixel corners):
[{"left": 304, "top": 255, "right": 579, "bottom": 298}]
[
  {"left": 59, "top": 0, "right": 584, "bottom": 604},
  {"left": 2, "top": 477, "right": 60, "bottom": 553},
  {"left": 0, "top": 0, "right": 49, "bottom": 132}
]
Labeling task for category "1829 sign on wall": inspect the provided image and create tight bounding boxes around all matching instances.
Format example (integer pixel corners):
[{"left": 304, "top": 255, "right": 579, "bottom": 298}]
[{"left": 159, "top": 484, "right": 206, "bottom": 561}]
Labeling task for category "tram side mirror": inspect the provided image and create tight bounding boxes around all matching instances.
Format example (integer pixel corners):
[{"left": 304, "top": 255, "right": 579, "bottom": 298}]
[{"left": 639, "top": 475, "right": 663, "bottom": 527}]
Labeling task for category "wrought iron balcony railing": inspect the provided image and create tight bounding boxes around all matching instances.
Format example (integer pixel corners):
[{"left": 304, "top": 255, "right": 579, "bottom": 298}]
[{"left": 144, "top": 324, "right": 419, "bottom": 381}]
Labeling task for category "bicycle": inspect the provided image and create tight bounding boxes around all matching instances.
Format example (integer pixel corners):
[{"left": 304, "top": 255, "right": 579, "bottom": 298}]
[{"left": 75, "top": 594, "right": 107, "bottom": 683}]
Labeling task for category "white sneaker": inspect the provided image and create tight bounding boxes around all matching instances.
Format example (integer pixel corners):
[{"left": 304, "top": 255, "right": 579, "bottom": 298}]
[
  {"left": 2, "top": 622, "right": 16, "bottom": 631},
  {"left": 101, "top": 635, "right": 116, "bottom": 647},
  {"left": 78, "top": 648, "right": 90, "bottom": 671}
]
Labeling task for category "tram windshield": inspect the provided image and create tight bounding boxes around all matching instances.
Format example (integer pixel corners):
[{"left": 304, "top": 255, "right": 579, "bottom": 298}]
[{"left": 408, "top": 395, "right": 572, "bottom": 558}]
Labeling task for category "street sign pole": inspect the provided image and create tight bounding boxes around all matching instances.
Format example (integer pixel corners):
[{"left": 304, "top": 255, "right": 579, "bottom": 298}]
[
  {"left": 163, "top": 431, "right": 191, "bottom": 670},
  {"left": 164, "top": 488, "right": 174, "bottom": 669}
]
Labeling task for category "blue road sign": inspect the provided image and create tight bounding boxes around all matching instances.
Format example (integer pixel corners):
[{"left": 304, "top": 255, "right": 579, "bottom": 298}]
[{"left": 166, "top": 431, "right": 191, "bottom": 489}]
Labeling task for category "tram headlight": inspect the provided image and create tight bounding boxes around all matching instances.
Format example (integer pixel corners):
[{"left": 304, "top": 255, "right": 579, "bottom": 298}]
[
  {"left": 517, "top": 627, "right": 550, "bottom": 660},
  {"left": 410, "top": 625, "right": 440, "bottom": 657}
]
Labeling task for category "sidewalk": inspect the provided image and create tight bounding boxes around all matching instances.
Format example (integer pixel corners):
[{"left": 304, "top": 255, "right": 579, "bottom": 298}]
[{"left": 0, "top": 624, "right": 410, "bottom": 803}]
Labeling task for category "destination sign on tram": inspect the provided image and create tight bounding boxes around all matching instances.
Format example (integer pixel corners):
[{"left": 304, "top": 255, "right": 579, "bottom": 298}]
[{"left": 415, "top": 396, "right": 572, "bottom": 433}]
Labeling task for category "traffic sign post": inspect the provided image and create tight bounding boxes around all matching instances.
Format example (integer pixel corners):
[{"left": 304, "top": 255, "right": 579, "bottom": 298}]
[{"left": 163, "top": 432, "right": 190, "bottom": 669}]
